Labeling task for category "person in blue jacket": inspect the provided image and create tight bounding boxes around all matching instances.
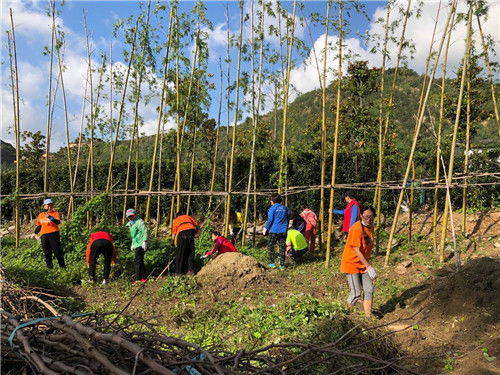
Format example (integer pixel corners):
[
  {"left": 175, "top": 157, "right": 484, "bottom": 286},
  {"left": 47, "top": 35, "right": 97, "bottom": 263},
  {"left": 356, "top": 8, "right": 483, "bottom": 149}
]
[{"left": 263, "top": 193, "right": 289, "bottom": 270}]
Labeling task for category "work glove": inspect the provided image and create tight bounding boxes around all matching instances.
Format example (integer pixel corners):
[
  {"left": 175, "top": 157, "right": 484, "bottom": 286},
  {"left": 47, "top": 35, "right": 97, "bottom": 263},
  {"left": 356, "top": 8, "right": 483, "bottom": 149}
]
[
  {"left": 30, "top": 233, "right": 39, "bottom": 240},
  {"left": 142, "top": 241, "right": 147, "bottom": 252},
  {"left": 130, "top": 244, "right": 134, "bottom": 251},
  {"left": 366, "top": 265, "right": 377, "bottom": 280},
  {"left": 201, "top": 255, "right": 208, "bottom": 259},
  {"left": 262, "top": 228, "right": 268, "bottom": 236}
]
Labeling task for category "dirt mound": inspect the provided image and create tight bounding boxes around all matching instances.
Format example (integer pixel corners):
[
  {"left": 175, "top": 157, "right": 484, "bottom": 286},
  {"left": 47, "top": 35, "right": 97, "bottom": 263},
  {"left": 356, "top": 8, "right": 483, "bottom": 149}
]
[
  {"left": 413, "top": 257, "right": 500, "bottom": 319},
  {"left": 385, "top": 257, "right": 500, "bottom": 374},
  {"left": 197, "top": 253, "right": 269, "bottom": 294}
]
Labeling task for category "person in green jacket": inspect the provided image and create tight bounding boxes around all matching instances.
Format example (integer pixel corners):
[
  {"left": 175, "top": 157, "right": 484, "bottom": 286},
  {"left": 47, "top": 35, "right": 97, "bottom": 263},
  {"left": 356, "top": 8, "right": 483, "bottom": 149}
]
[
  {"left": 126, "top": 208, "right": 148, "bottom": 283},
  {"left": 285, "top": 227, "right": 309, "bottom": 262}
]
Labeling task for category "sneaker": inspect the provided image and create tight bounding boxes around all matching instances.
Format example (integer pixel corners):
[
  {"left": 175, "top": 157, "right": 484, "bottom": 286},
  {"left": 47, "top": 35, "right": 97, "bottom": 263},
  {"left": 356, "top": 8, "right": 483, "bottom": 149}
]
[
  {"left": 267, "top": 263, "right": 276, "bottom": 269},
  {"left": 278, "top": 266, "right": 285, "bottom": 271},
  {"left": 102, "top": 279, "right": 108, "bottom": 285}
]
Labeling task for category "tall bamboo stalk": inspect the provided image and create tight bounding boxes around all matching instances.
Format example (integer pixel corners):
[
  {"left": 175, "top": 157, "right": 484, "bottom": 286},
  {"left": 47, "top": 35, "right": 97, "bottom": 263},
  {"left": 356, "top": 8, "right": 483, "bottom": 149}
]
[
  {"left": 325, "top": 0, "right": 343, "bottom": 268},
  {"left": 277, "top": 0, "right": 297, "bottom": 194},
  {"left": 154, "top": 121, "right": 165, "bottom": 237},
  {"left": 374, "top": 0, "right": 412, "bottom": 241},
  {"left": 173, "top": 30, "right": 200, "bottom": 214},
  {"left": 145, "top": 6, "right": 173, "bottom": 222},
  {"left": 109, "top": 41, "right": 114, "bottom": 213},
  {"left": 384, "top": 0, "right": 458, "bottom": 266},
  {"left": 475, "top": 10, "right": 500, "bottom": 136},
  {"left": 207, "top": 57, "right": 224, "bottom": 213},
  {"left": 319, "top": 0, "right": 332, "bottom": 253},
  {"left": 186, "top": 126, "right": 198, "bottom": 215},
  {"left": 123, "top": 3, "right": 151, "bottom": 220},
  {"left": 224, "top": 5, "right": 231, "bottom": 193},
  {"left": 462, "top": 69, "right": 471, "bottom": 235},
  {"left": 43, "top": 0, "right": 56, "bottom": 196},
  {"left": 432, "top": 8, "right": 455, "bottom": 252},
  {"left": 169, "top": 7, "right": 180, "bottom": 231},
  {"left": 223, "top": 0, "right": 244, "bottom": 237},
  {"left": 105, "top": 19, "right": 138, "bottom": 192},
  {"left": 7, "top": 13, "right": 21, "bottom": 248},
  {"left": 242, "top": 0, "right": 265, "bottom": 247},
  {"left": 56, "top": 43, "right": 75, "bottom": 218},
  {"left": 438, "top": 5, "right": 472, "bottom": 263},
  {"left": 408, "top": 160, "right": 415, "bottom": 242},
  {"left": 72, "top": 66, "right": 90, "bottom": 194}
]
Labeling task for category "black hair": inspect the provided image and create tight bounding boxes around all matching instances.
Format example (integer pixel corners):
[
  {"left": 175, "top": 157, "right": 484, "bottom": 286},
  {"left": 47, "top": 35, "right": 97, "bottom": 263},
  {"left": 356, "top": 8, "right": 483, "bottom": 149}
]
[
  {"left": 212, "top": 230, "right": 221, "bottom": 236},
  {"left": 345, "top": 191, "right": 355, "bottom": 199},
  {"left": 360, "top": 205, "right": 376, "bottom": 217},
  {"left": 270, "top": 193, "right": 282, "bottom": 203}
]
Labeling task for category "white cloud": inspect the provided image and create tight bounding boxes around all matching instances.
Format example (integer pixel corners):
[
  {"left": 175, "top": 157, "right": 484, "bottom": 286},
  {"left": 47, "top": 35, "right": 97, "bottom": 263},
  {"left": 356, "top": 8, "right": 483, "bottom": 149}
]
[{"left": 286, "top": 0, "right": 499, "bottom": 99}]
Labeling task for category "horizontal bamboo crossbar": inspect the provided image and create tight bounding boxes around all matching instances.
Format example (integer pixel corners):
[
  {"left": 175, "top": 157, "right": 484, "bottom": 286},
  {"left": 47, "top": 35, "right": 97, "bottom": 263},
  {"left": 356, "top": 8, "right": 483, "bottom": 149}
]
[{"left": 2, "top": 172, "right": 498, "bottom": 201}]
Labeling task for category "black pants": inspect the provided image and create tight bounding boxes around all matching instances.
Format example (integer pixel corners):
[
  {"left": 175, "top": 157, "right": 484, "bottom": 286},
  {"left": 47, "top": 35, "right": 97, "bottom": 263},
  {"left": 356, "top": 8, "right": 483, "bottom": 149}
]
[
  {"left": 89, "top": 239, "right": 113, "bottom": 281},
  {"left": 289, "top": 247, "right": 308, "bottom": 262},
  {"left": 175, "top": 229, "right": 195, "bottom": 274},
  {"left": 267, "top": 232, "right": 286, "bottom": 267},
  {"left": 134, "top": 247, "right": 147, "bottom": 281},
  {"left": 41, "top": 232, "right": 65, "bottom": 268}
]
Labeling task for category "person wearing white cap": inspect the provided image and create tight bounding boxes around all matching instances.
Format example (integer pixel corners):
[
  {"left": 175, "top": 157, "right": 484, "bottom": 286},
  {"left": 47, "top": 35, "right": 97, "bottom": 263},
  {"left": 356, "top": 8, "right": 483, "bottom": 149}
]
[
  {"left": 31, "top": 198, "right": 65, "bottom": 268},
  {"left": 125, "top": 208, "right": 148, "bottom": 284}
]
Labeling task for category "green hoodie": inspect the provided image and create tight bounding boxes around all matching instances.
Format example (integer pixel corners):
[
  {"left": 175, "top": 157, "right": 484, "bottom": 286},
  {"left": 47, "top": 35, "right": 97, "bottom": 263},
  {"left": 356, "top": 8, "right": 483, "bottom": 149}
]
[{"left": 126, "top": 218, "right": 148, "bottom": 249}]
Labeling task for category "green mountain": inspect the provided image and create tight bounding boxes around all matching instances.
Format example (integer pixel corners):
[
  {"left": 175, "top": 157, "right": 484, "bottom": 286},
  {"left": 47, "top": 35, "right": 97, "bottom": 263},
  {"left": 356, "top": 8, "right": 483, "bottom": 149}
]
[{"left": 1, "top": 140, "right": 16, "bottom": 166}]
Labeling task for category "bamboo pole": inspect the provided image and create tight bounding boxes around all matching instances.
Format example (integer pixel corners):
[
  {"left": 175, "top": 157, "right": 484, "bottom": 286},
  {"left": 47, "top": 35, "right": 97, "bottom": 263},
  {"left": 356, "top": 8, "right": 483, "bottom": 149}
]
[
  {"left": 123, "top": 3, "right": 152, "bottom": 220},
  {"left": 154, "top": 121, "right": 165, "bottom": 237},
  {"left": 174, "top": 30, "right": 200, "bottom": 213},
  {"left": 242, "top": 0, "right": 265, "bottom": 247},
  {"left": 72, "top": 65, "right": 89, "bottom": 195},
  {"left": 374, "top": 0, "right": 412, "bottom": 240},
  {"left": 475, "top": 10, "right": 500, "bottom": 136},
  {"left": 109, "top": 41, "right": 114, "bottom": 214},
  {"left": 462, "top": 68, "right": 471, "bottom": 235},
  {"left": 224, "top": 5, "right": 231, "bottom": 193},
  {"left": 319, "top": 0, "right": 332, "bottom": 253},
  {"left": 145, "top": 6, "right": 173, "bottom": 222},
  {"left": 277, "top": 0, "right": 298, "bottom": 194},
  {"left": 432, "top": 8, "right": 455, "bottom": 253},
  {"left": 223, "top": 0, "right": 244, "bottom": 237},
  {"left": 408, "top": 160, "right": 415, "bottom": 242},
  {"left": 384, "top": 0, "right": 458, "bottom": 266},
  {"left": 373, "top": 0, "right": 392, "bottom": 254},
  {"left": 325, "top": 0, "right": 343, "bottom": 267},
  {"left": 7, "top": 13, "right": 20, "bottom": 248},
  {"left": 56, "top": 43, "right": 75, "bottom": 218},
  {"left": 438, "top": 5, "right": 472, "bottom": 263},
  {"left": 186, "top": 126, "right": 198, "bottom": 215},
  {"left": 207, "top": 57, "right": 224, "bottom": 213},
  {"left": 105, "top": 19, "right": 138, "bottom": 192},
  {"left": 168, "top": 7, "right": 180, "bottom": 232},
  {"left": 43, "top": 0, "right": 56, "bottom": 196}
]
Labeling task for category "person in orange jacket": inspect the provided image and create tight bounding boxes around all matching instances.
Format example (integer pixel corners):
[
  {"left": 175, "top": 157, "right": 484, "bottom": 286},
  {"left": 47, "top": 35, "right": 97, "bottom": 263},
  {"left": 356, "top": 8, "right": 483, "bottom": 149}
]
[
  {"left": 31, "top": 198, "right": 65, "bottom": 269},
  {"left": 340, "top": 205, "right": 377, "bottom": 316},
  {"left": 85, "top": 231, "right": 117, "bottom": 284},
  {"left": 172, "top": 212, "right": 199, "bottom": 275}
]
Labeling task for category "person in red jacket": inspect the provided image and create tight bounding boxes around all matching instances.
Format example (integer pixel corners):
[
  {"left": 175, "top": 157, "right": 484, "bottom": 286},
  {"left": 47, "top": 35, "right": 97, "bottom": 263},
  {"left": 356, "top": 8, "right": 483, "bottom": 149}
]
[
  {"left": 333, "top": 191, "right": 361, "bottom": 235},
  {"left": 85, "top": 231, "right": 117, "bottom": 284},
  {"left": 201, "top": 231, "right": 237, "bottom": 259}
]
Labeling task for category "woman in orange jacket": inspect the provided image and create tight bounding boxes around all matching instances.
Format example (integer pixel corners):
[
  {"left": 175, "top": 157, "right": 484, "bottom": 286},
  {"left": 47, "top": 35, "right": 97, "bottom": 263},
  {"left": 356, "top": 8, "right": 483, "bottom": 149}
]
[{"left": 85, "top": 231, "right": 117, "bottom": 284}]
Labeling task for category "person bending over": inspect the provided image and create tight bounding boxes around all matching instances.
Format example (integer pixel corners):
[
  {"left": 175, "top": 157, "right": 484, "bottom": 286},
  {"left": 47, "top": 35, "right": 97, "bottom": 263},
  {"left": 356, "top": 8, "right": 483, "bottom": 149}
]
[{"left": 201, "top": 231, "right": 237, "bottom": 259}]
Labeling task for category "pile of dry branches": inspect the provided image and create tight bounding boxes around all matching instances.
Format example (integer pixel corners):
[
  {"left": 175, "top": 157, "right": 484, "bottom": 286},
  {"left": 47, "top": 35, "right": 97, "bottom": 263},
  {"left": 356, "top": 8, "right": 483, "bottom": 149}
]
[{"left": 1, "top": 276, "right": 417, "bottom": 374}]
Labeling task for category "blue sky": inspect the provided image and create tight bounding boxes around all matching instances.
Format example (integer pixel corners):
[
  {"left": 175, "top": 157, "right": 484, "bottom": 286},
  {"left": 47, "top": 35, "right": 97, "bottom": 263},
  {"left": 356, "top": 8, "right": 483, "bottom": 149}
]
[{"left": 1, "top": 1, "right": 498, "bottom": 149}]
